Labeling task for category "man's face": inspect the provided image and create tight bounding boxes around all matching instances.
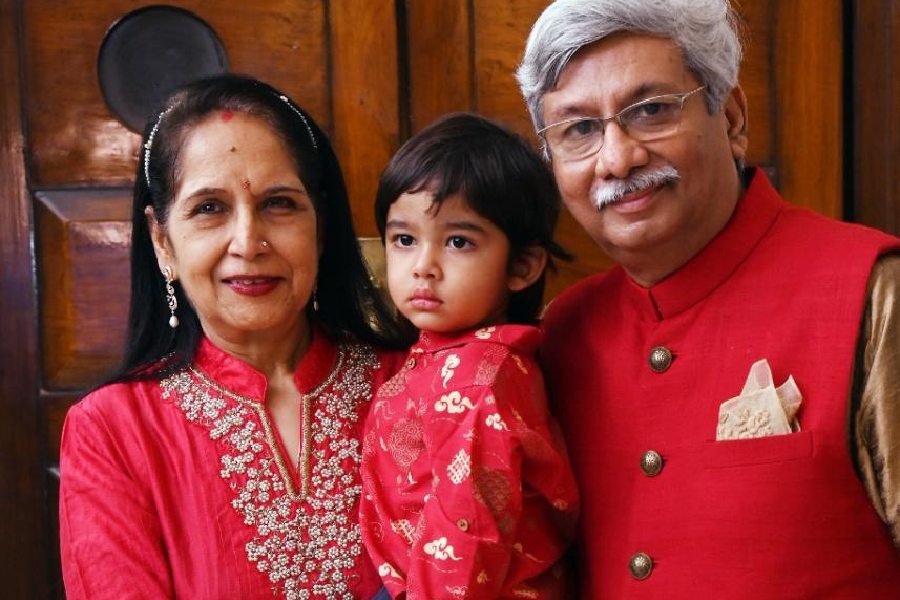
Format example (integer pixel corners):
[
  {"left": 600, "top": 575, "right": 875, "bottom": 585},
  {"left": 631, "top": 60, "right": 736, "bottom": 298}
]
[{"left": 540, "top": 33, "right": 747, "bottom": 283}]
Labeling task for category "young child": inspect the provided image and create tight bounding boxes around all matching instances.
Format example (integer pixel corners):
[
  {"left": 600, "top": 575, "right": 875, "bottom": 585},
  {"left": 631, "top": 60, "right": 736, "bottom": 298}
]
[{"left": 360, "top": 113, "right": 579, "bottom": 599}]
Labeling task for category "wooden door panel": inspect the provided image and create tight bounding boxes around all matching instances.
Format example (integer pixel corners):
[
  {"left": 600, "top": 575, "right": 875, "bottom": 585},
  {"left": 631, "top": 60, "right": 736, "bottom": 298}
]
[
  {"left": 771, "top": 0, "right": 843, "bottom": 217},
  {"left": 330, "top": 1, "right": 400, "bottom": 236},
  {"left": 406, "top": 0, "right": 472, "bottom": 131},
  {"left": 36, "top": 190, "right": 131, "bottom": 390},
  {"left": 854, "top": 0, "right": 900, "bottom": 235},
  {"left": 22, "top": 1, "right": 329, "bottom": 187},
  {"left": 0, "top": 1, "right": 44, "bottom": 595}
]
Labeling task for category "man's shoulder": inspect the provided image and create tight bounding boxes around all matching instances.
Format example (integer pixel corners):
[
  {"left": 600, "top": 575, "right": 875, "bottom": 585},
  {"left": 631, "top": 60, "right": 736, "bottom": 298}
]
[{"left": 777, "top": 202, "right": 900, "bottom": 253}]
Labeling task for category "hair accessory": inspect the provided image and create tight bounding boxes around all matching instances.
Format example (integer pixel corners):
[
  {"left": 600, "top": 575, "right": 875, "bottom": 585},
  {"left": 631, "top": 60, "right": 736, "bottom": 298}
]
[
  {"left": 278, "top": 94, "right": 318, "bottom": 151},
  {"left": 143, "top": 106, "right": 174, "bottom": 189},
  {"left": 163, "top": 266, "right": 179, "bottom": 328}
]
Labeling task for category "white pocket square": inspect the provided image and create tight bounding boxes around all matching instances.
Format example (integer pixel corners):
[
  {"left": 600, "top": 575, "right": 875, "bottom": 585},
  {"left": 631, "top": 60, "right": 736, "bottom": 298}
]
[{"left": 716, "top": 359, "right": 802, "bottom": 441}]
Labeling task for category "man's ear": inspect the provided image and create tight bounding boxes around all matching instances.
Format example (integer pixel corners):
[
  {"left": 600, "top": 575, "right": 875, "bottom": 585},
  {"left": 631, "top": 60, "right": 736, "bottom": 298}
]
[
  {"left": 724, "top": 85, "right": 749, "bottom": 162},
  {"left": 507, "top": 245, "right": 548, "bottom": 292},
  {"left": 145, "top": 206, "right": 174, "bottom": 274}
]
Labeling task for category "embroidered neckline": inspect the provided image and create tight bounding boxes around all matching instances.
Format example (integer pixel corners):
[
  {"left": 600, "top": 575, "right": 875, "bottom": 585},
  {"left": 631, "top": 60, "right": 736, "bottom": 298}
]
[
  {"left": 160, "top": 343, "right": 378, "bottom": 599},
  {"left": 187, "top": 349, "right": 345, "bottom": 499}
]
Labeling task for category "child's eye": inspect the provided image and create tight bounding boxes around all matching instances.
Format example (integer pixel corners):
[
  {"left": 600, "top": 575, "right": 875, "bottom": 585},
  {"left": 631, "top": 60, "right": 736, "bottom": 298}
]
[
  {"left": 447, "top": 236, "right": 473, "bottom": 250},
  {"left": 392, "top": 234, "right": 415, "bottom": 247}
]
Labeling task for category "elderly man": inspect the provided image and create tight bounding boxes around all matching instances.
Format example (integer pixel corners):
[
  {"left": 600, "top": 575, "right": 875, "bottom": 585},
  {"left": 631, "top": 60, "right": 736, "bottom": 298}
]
[{"left": 517, "top": 0, "right": 900, "bottom": 597}]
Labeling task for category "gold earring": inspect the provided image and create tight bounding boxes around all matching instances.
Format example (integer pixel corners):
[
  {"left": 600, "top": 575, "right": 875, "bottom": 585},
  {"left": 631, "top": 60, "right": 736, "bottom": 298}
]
[{"left": 163, "top": 266, "right": 179, "bottom": 328}]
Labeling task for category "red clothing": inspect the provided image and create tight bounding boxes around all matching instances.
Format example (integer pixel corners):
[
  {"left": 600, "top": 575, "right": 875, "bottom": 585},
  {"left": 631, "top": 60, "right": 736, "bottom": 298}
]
[
  {"left": 542, "top": 170, "right": 900, "bottom": 599},
  {"left": 60, "top": 333, "right": 403, "bottom": 600},
  {"left": 359, "top": 325, "right": 578, "bottom": 599}
]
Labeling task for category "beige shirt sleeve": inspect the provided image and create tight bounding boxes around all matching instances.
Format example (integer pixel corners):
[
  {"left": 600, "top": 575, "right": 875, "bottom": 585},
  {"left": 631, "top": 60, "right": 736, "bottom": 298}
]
[{"left": 853, "top": 253, "right": 900, "bottom": 547}]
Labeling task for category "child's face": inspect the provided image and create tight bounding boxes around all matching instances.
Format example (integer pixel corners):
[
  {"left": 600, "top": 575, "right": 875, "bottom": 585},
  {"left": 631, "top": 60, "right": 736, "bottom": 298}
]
[{"left": 384, "top": 191, "right": 517, "bottom": 333}]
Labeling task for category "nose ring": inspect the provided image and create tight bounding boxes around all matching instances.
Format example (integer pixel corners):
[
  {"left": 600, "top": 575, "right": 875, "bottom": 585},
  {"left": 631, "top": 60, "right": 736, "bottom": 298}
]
[{"left": 260, "top": 240, "right": 270, "bottom": 248}]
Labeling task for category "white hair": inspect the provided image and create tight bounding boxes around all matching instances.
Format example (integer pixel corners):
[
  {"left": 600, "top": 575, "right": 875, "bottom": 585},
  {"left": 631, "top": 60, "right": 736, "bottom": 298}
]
[{"left": 516, "top": 0, "right": 744, "bottom": 131}]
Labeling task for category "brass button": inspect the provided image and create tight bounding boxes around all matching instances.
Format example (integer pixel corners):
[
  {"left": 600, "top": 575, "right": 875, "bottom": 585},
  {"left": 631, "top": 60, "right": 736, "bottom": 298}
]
[
  {"left": 640, "top": 450, "right": 663, "bottom": 477},
  {"left": 456, "top": 518, "right": 469, "bottom": 532},
  {"left": 648, "top": 346, "right": 673, "bottom": 373},
  {"left": 629, "top": 552, "right": 653, "bottom": 580},
  {"left": 406, "top": 357, "right": 416, "bottom": 369}
]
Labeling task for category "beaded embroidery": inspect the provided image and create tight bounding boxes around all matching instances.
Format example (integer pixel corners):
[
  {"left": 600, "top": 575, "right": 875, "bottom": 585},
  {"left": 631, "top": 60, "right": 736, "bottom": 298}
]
[{"left": 160, "top": 344, "right": 378, "bottom": 599}]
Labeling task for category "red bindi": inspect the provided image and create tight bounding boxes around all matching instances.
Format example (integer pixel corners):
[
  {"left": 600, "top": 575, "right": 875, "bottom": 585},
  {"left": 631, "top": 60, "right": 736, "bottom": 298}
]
[
  {"left": 241, "top": 178, "right": 251, "bottom": 190},
  {"left": 220, "top": 110, "right": 234, "bottom": 122}
]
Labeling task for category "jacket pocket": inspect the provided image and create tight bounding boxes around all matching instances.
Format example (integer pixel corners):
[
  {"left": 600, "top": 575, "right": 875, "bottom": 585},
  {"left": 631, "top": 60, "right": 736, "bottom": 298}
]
[{"left": 702, "top": 430, "right": 813, "bottom": 469}]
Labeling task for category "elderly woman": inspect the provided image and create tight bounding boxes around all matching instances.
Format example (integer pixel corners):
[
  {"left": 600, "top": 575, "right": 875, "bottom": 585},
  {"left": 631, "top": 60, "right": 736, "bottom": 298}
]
[{"left": 59, "top": 74, "right": 410, "bottom": 599}]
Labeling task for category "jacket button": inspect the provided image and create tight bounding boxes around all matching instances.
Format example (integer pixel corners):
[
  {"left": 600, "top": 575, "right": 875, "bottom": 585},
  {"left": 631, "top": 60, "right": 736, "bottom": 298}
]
[
  {"left": 456, "top": 518, "right": 469, "bottom": 532},
  {"left": 629, "top": 552, "right": 653, "bottom": 580},
  {"left": 406, "top": 357, "right": 416, "bottom": 369},
  {"left": 648, "top": 346, "right": 673, "bottom": 373},
  {"left": 640, "top": 450, "right": 663, "bottom": 476}
]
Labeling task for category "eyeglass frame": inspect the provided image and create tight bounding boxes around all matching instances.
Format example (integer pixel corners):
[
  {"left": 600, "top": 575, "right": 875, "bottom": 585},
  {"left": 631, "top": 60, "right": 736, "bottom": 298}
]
[{"left": 537, "top": 85, "right": 706, "bottom": 161}]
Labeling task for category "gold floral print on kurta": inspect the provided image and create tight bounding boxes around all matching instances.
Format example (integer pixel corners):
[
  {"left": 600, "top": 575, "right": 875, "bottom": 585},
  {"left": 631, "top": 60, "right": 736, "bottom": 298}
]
[{"left": 160, "top": 344, "right": 378, "bottom": 600}]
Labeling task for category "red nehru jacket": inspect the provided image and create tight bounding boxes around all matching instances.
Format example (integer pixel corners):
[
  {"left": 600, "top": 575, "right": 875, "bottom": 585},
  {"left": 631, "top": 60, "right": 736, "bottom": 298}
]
[{"left": 541, "top": 171, "right": 900, "bottom": 598}]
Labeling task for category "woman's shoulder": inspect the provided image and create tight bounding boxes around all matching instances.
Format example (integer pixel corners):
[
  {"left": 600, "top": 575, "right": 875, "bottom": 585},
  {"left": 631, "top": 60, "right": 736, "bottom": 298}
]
[{"left": 68, "top": 377, "right": 166, "bottom": 432}]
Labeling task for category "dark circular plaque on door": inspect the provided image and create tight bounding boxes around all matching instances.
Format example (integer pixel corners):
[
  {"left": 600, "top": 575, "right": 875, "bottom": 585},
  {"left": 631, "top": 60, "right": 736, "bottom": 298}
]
[{"left": 98, "top": 5, "right": 229, "bottom": 132}]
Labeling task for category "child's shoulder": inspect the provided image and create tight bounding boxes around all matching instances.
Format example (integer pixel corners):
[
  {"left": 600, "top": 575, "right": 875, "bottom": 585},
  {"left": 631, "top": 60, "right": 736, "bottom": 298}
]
[
  {"left": 460, "top": 324, "right": 540, "bottom": 354},
  {"left": 427, "top": 324, "right": 539, "bottom": 363},
  {"left": 424, "top": 324, "right": 542, "bottom": 389}
]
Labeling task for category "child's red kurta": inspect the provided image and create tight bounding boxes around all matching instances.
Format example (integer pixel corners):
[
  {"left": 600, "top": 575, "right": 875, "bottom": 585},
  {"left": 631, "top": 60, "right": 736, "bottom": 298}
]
[
  {"left": 60, "top": 333, "right": 402, "bottom": 600},
  {"left": 359, "top": 325, "right": 578, "bottom": 600}
]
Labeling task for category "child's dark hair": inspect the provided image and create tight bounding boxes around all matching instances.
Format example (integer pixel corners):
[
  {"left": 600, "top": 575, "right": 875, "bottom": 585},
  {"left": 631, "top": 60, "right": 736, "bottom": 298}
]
[{"left": 375, "top": 112, "right": 571, "bottom": 325}]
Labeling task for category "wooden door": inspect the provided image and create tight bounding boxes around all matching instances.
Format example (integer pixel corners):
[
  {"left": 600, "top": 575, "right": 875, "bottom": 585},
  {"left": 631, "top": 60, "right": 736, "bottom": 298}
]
[{"left": 0, "top": 1, "right": 867, "bottom": 596}]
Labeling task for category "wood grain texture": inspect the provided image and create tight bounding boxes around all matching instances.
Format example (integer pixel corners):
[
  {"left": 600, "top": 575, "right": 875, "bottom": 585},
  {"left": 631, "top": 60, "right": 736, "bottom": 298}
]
[
  {"left": 854, "top": 0, "right": 900, "bottom": 234},
  {"left": 406, "top": 0, "right": 473, "bottom": 132},
  {"left": 43, "top": 393, "right": 80, "bottom": 465},
  {"left": 0, "top": 0, "right": 46, "bottom": 595},
  {"left": 734, "top": 0, "right": 776, "bottom": 173},
  {"left": 22, "top": 0, "right": 328, "bottom": 187},
  {"left": 329, "top": 0, "right": 400, "bottom": 237},
  {"left": 36, "top": 190, "right": 132, "bottom": 390},
  {"left": 774, "top": 0, "right": 843, "bottom": 217}
]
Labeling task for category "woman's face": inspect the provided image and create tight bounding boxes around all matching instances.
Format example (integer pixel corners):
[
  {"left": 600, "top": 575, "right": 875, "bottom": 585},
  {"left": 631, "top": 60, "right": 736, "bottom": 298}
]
[{"left": 149, "top": 111, "right": 319, "bottom": 348}]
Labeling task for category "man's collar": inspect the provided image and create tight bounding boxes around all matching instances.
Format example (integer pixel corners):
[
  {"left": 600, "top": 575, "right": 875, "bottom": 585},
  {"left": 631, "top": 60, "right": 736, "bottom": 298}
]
[{"left": 622, "top": 168, "right": 784, "bottom": 319}]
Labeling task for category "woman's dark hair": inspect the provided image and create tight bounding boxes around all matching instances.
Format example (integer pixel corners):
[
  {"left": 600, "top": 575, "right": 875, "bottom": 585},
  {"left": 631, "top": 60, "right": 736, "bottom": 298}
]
[
  {"left": 374, "top": 112, "right": 571, "bottom": 325},
  {"left": 115, "top": 73, "right": 409, "bottom": 383}
]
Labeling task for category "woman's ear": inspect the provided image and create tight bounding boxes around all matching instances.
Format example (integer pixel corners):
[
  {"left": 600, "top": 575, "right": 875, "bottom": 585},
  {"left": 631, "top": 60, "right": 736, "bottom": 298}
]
[
  {"left": 145, "top": 206, "right": 174, "bottom": 274},
  {"left": 507, "top": 245, "right": 548, "bottom": 292}
]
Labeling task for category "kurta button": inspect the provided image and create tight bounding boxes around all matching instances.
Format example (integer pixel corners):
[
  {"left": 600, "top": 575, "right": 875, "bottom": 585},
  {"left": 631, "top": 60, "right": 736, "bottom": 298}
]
[
  {"left": 406, "top": 357, "right": 416, "bottom": 369},
  {"left": 640, "top": 450, "right": 663, "bottom": 476},
  {"left": 629, "top": 552, "right": 653, "bottom": 580},
  {"left": 648, "top": 346, "right": 673, "bottom": 373},
  {"left": 456, "top": 518, "right": 469, "bottom": 532}
]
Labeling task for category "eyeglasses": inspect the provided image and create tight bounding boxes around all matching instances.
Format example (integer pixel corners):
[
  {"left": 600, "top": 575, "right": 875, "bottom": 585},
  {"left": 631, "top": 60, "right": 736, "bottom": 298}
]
[{"left": 538, "top": 86, "right": 705, "bottom": 161}]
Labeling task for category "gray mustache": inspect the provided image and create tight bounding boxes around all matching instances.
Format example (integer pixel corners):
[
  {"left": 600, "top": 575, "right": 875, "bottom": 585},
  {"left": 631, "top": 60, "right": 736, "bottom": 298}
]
[{"left": 592, "top": 165, "right": 681, "bottom": 209}]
